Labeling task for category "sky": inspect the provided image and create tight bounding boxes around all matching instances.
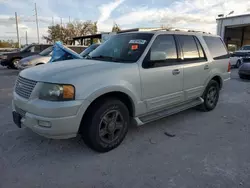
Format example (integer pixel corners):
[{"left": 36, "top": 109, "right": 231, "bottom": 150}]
[{"left": 1, "top": 0, "right": 250, "bottom": 44}]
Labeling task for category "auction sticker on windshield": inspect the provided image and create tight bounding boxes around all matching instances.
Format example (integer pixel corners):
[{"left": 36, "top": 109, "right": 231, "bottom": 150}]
[{"left": 129, "top": 40, "right": 147, "bottom": 45}]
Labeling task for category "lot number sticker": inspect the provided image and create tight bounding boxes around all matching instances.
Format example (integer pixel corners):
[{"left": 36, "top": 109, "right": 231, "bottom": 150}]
[{"left": 129, "top": 40, "right": 147, "bottom": 45}]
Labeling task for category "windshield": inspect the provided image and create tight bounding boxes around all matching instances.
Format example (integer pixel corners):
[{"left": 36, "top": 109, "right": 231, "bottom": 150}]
[
  {"left": 80, "top": 44, "right": 100, "bottom": 57},
  {"left": 88, "top": 33, "right": 153, "bottom": 63},
  {"left": 241, "top": 46, "right": 250, "bottom": 50},
  {"left": 39, "top": 46, "right": 53, "bottom": 56}
]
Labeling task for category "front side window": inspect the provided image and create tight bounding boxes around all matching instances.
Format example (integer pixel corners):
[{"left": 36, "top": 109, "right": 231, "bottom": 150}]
[
  {"left": 178, "top": 35, "right": 199, "bottom": 60},
  {"left": 34, "top": 45, "right": 41, "bottom": 52},
  {"left": 28, "top": 46, "right": 35, "bottom": 52},
  {"left": 88, "top": 33, "right": 153, "bottom": 63},
  {"left": 143, "top": 35, "right": 178, "bottom": 68}
]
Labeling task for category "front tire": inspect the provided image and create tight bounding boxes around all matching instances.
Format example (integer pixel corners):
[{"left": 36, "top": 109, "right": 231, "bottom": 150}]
[
  {"left": 199, "top": 80, "right": 220, "bottom": 111},
  {"left": 11, "top": 58, "right": 21, "bottom": 69},
  {"left": 81, "top": 98, "right": 129, "bottom": 152}
]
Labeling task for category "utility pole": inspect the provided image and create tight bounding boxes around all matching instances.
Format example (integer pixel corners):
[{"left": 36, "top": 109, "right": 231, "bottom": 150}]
[
  {"left": 25, "top": 31, "right": 28, "bottom": 45},
  {"left": 35, "top": 3, "right": 40, "bottom": 44},
  {"left": 69, "top": 16, "right": 71, "bottom": 23},
  {"left": 52, "top": 16, "right": 54, "bottom": 26},
  {"left": 15, "top": 12, "right": 20, "bottom": 48},
  {"left": 61, "top": 18, "right": 63, "bottom": 41}
]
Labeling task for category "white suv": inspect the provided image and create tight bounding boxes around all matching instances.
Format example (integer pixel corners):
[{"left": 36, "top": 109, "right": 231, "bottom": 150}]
[{"left": 12, "top": 31, "right": 231, "bottom": 152}]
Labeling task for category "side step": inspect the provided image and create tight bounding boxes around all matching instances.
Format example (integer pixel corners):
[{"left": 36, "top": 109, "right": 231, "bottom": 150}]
[{"left": 135, "top": 97, "right": 204, "bottom": 125}]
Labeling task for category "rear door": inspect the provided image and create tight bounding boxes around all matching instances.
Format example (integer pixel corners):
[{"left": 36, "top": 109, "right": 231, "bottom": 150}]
[{"left": 176, "top": 35, "right": 208, "bottom": 101}]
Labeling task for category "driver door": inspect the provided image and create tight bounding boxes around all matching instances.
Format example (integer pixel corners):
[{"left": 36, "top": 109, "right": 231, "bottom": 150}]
[{"left": 140, "top": 34, "right": 184, "bottom": 112}]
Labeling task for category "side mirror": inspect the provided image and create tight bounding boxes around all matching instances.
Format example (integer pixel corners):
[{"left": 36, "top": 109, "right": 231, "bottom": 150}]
[{"left": 150, "top": 51, "right": 166, "bottom": 61}]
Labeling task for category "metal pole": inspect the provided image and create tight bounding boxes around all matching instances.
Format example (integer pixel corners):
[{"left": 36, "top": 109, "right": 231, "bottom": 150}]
[
  {"left": 15, "top": 12, "right": 20, "bottom": 48},
  {"left": 52, "top": 16, "right": 54, "bottom": 26},
  {"left": 25, "top": 31, "right": 28, "bottom": 45},
  {"left": 61, "top": 18, "right": 63, "bottom": 42},
  {"left": 69, "top": 16, "right": 71, "bottom": 23},
  {"left": 35, "top": 3, "right": 40, "bottom": 44}
]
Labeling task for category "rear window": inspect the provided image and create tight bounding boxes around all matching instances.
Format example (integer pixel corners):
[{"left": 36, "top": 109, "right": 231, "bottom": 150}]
[{"left": 203, "top": 36, "right": 228, "bottom": 60}]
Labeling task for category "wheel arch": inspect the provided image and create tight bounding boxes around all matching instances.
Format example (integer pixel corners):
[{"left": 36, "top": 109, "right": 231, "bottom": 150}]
[
  {"left": 211, "top": 75, "right": 223, "bottom": 89},
  {"left": 79, "top": 91, "right": 136, "bottom": 133}
]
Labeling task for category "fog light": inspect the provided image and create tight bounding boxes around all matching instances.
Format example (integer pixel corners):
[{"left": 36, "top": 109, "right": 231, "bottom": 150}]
[{"left": 38, "top": 120, "right": 51, "bottom": 128}]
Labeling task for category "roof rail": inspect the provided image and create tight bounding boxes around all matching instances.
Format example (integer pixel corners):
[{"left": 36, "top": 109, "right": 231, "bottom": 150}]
[{"left": 152, "top": 28, "right": 211, "bottom": 34}]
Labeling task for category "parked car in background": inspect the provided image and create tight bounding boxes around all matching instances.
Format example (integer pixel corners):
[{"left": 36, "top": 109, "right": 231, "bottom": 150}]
[
  {"left": 239, "top": 62, "right": 250, "bottom": 79},
  {"left": 230, "top": 45, "right": 250, "bottom": 68},
  {"left": 0, "top": 44, "right": 52, "bottom": 69},
  {"left": 17, "top": 45, "right": 88, "bottom": 70},
  {"left": 12, "top": 31, "right": 230, "bottom": 152},
  {"left": 80, "top": 44, "right": 100, "bottom": 57},
  {"left": 17, "top": 46, "right": 53, "bottom": 70}
]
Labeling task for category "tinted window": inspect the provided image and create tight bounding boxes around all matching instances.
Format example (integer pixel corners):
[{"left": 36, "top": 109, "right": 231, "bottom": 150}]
[
  {"left": 34, "top": 45, "right": 41, "bottom": 52},
  {"left": 150, "top": 35, "right": 177, "bottom": 60},
  {"left": 28, "top": 46, "right": 35, "bottom": 52},
  {"left": 203, "top": 36, "right": 228, "bottom": 60},
  {"left": 178, "top": 35, "right": 199, "bottom": 59}
]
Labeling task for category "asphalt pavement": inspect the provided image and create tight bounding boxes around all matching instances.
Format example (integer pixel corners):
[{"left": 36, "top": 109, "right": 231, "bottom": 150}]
[{"left": 0, "top": 66, "right": 250, "bottom": 188}]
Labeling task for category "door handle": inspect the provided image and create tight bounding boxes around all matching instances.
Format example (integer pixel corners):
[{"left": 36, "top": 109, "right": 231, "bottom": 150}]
[
  {"left": 204, "top": 65, "right": 209, "bottom": 70},
  {"left": 172, "top": 69, "right": 180, "bottom": 75}
]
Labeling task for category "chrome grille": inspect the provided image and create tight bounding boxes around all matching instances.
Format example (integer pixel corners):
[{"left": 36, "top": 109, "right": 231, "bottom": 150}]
[
  {"left": 15, "top": 76, "right": 37, "bottom": 99},
  {"left": 15, "top": 105, "right": 26, "bottom": 117}
]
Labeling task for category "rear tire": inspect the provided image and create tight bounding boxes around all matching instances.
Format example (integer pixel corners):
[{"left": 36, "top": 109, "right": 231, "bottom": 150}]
[
  {"left": 80, "top": 98, "right": 129, "bottom": 153},
  {"left": 199, "top": 80, "right": 220, "bottom": 112}
]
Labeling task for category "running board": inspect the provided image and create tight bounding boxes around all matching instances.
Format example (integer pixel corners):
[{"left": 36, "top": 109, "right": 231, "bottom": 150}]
[{"left": 135, "top": 97, "right": 204, "bottom": 125}]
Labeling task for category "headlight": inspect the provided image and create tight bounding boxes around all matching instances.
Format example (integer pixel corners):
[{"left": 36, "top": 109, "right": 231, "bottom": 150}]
[
  {"left": 39, "top": 83, "right": 75, "bottom": 101},
  {"left": 0, "top": 55, "right": 8, "bottom": 59}
]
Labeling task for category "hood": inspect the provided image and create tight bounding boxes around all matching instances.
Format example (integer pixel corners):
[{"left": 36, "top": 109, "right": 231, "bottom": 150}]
[
  {"left": 239, "top": 62, "right": 250, "bottom": 71},
  {"left": 19, "top": 59, "right": 122, "bottom": 83}
]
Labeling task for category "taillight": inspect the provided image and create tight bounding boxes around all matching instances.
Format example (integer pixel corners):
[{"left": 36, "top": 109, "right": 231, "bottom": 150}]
[{"left": 227, "top": 61, "right": 231, "bottom": 72}]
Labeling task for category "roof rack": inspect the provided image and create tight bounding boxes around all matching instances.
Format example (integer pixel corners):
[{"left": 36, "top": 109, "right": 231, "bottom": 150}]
[{"left": 152, "top": 28, "right": 211, "bottom": 34}]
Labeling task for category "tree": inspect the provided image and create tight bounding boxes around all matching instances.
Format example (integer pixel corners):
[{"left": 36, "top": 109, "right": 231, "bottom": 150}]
[
  {"left": 112, "top": 23, "right": 121, "bottom": 32},
  {"left": 0, "top": 40, "right": 18, "bottom": 48},
  {"left": 43, "top": 20, "right": 98, "bottom": 45}
]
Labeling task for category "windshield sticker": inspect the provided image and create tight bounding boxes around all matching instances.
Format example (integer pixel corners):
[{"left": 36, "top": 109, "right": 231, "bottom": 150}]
[
  {"left": 129, "top": 40, "right": 147, "bottom": 45},
  {"left": 131, "top": 44, "right": 139, "bottom": 50}
]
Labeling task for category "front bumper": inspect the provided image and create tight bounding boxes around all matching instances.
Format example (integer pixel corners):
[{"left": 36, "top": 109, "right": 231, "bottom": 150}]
[
  {"left": 239, "top": 71, "right": 250, "bottom": 76},
  {"left": 0, "top": 59, "right": 10, "bottom": 66},
  {"left": 16, "top": 63, "right": 31, "bottom": 70},
  {"left": 12, "top": 92, "right": 90, "bottom": 139}
]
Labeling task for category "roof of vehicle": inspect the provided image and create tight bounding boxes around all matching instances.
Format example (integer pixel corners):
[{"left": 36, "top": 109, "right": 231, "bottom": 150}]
[{"left": 116, "top": 29, "right": 218, "bottom": 37}]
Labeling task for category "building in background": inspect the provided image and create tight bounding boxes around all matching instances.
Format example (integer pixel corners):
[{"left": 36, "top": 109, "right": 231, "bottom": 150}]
[
  {"left": 217, "top": 14, "right": 250, "bottom": 51},
  {"left": 72, "top": 27, "right": 163, "bottom": 46}
]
